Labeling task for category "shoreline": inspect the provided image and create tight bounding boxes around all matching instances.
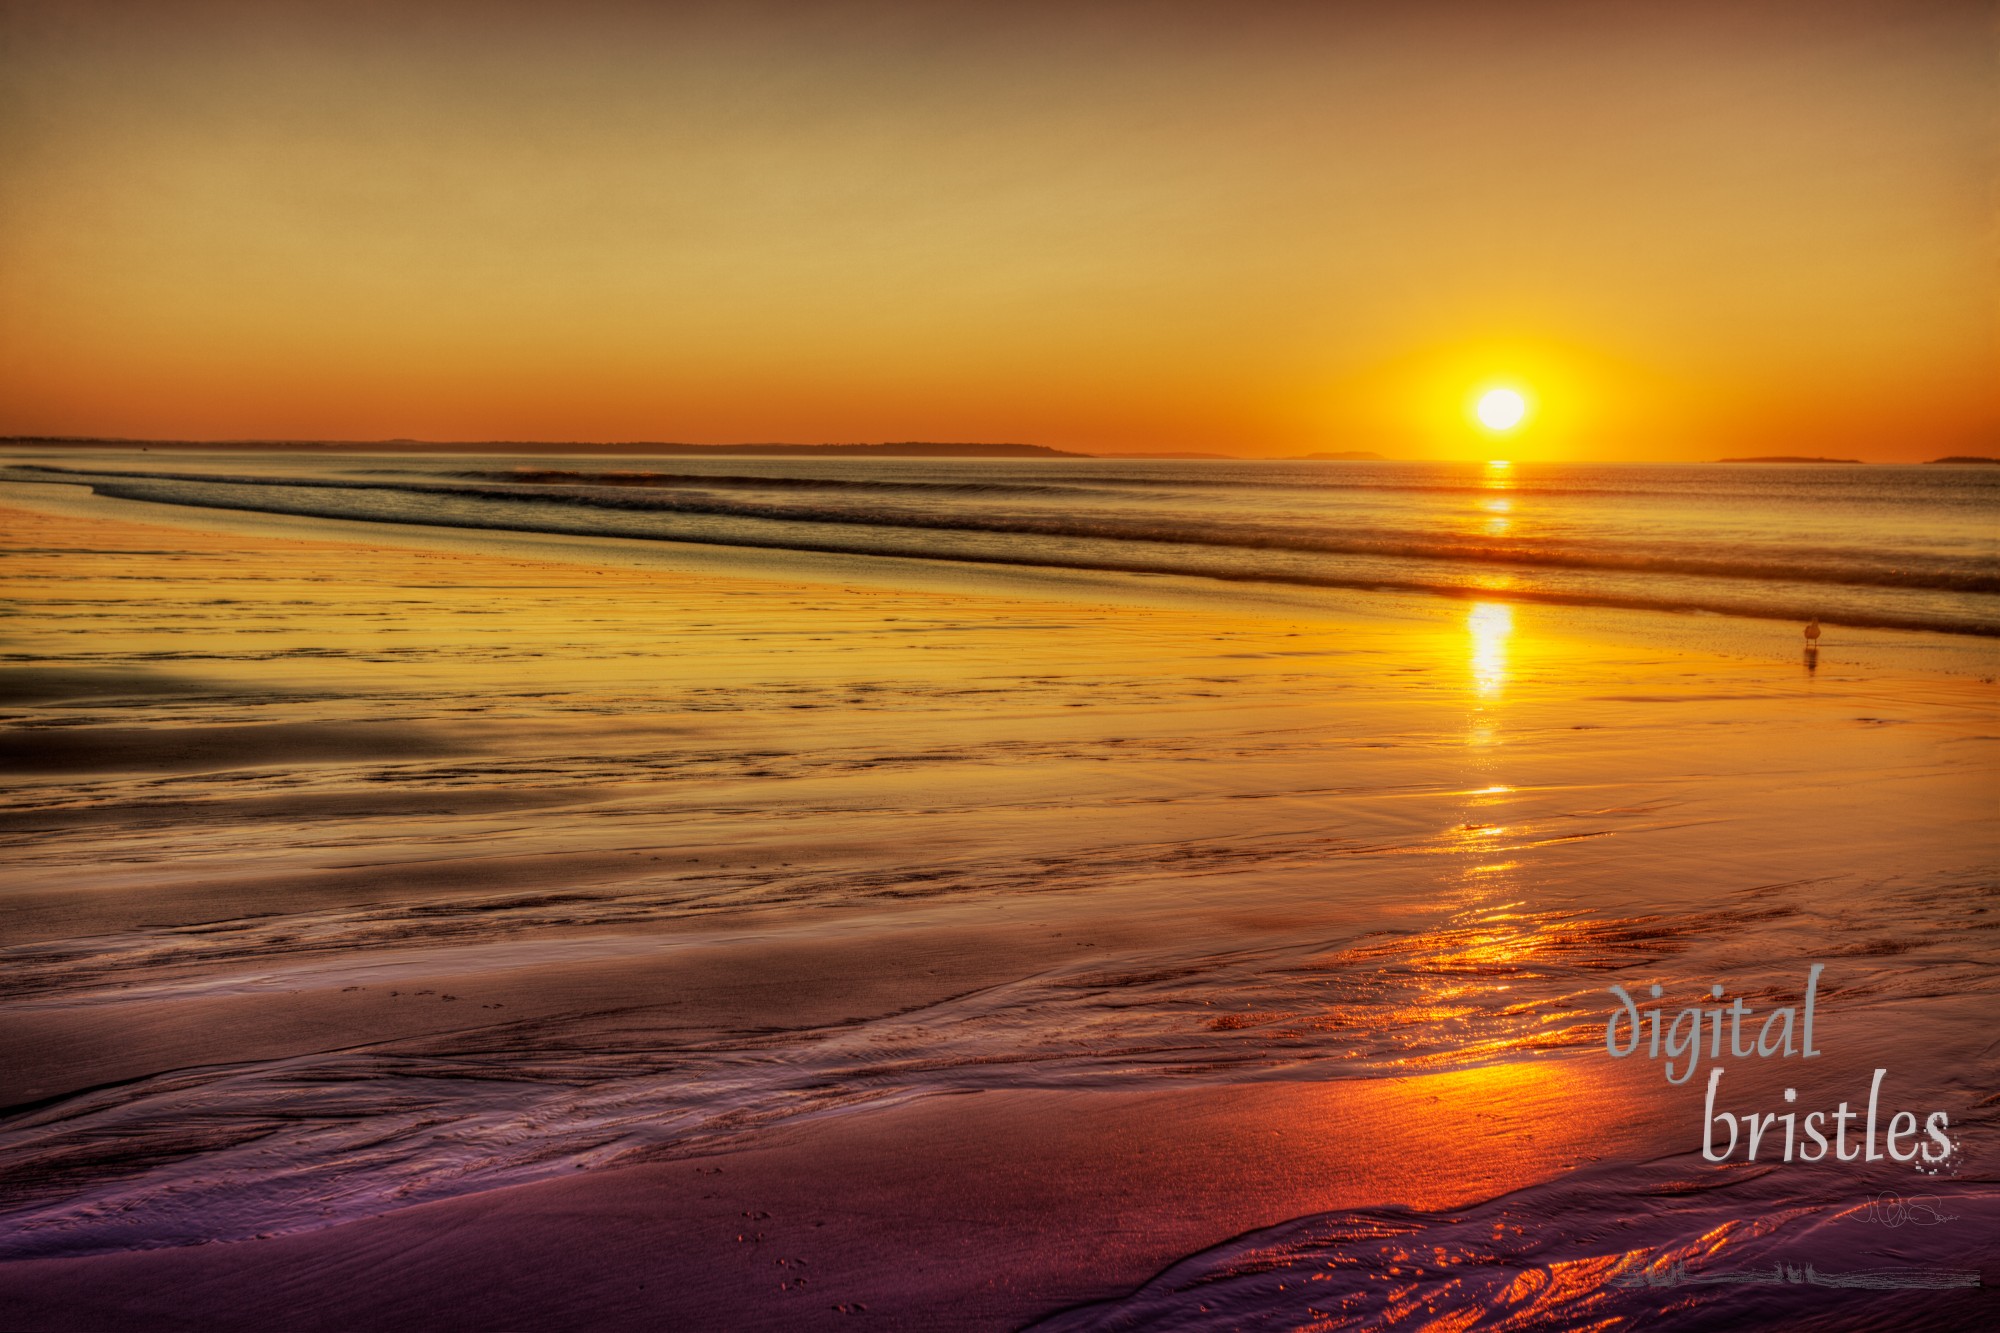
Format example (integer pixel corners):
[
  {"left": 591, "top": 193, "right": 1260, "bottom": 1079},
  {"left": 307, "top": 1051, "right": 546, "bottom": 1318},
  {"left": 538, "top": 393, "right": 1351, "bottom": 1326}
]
[
  {"left": 1, "top": 492, "right": 1994, "bottom": 1327},
  {"left": 6, "top": 457, "right": 1998, "bottom": 641},
  {"left": 4, "top": 475, "right": 1994, "bottom": 680}
]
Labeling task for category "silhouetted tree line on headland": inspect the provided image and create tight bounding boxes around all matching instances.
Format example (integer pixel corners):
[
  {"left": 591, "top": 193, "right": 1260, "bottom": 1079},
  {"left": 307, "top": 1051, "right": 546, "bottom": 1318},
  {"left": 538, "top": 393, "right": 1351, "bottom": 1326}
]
[{"left": 0, "top": 437, "right": 1088, "bottom": 459}]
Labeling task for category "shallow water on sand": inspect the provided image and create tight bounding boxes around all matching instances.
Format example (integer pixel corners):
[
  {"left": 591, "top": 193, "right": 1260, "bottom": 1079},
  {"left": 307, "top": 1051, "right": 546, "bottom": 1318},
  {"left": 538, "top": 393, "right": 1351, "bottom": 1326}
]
[{"left": 1031, "top": 1158, "right": 1998, "bottom": 1331}]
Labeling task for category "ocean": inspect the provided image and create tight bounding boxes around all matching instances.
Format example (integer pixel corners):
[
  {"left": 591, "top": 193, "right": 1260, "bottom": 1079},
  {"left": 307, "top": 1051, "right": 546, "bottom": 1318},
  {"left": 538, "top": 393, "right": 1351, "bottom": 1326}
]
[{"left": 4, "top": 452, "right": 1995, "bottom": 637}]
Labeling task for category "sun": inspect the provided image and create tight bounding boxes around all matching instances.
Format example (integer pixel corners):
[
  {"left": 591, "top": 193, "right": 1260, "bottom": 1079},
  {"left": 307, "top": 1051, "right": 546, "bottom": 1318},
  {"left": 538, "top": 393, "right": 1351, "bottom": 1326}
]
[{"left": 1475, "top": 387, "right": 1528, "bottom": 432}]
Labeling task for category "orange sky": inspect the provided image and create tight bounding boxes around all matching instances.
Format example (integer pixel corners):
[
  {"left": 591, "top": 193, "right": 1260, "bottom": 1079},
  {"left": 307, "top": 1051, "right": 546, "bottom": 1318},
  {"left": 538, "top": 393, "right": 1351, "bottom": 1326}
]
[{"left": 1, "top": 0, "right": 1992, "bottom": 460}]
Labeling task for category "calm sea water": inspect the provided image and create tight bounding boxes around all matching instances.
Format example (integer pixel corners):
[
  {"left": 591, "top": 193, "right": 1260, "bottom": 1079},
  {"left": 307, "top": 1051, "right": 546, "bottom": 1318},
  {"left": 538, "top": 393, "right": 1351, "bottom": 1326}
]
[{"left": 4, "top": 453, "right": 1997, "bottom": 635}]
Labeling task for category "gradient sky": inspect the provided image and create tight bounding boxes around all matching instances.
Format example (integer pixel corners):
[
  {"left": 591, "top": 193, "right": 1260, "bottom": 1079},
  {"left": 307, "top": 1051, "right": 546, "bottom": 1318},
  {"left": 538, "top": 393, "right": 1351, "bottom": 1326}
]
[{"left": 1, "top": 0, "right": 1992, "bottom": 459}]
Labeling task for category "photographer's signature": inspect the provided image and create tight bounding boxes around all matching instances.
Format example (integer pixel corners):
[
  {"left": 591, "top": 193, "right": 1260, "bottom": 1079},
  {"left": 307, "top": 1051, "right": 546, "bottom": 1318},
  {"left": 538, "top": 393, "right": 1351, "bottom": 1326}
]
[{"left": 1858, "top": 1192, "right": 1958, "bottom": 1228}]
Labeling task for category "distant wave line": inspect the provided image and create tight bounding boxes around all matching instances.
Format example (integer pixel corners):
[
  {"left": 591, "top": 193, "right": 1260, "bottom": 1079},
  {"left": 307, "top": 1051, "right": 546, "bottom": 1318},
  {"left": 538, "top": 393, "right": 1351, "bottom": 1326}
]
[
  {"left": 443, "top": 464, "right": 2000, "bottom": 506},
  {"left": 18, "top": 471, "right": 1997, "bottom": 637},
  {"left": 26, "top": 459, "right": 1997, "bottom": 507},
  {"left": 14, "top": 465, "right": 1994, "bottom": 596}
]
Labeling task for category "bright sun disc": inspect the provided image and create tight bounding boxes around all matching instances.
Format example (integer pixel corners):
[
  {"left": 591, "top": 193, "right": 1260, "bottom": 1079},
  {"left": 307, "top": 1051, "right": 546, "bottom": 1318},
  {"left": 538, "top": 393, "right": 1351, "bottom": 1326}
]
[{"left": 1476, "top": 388, "right": 1527, "bottom": 431}]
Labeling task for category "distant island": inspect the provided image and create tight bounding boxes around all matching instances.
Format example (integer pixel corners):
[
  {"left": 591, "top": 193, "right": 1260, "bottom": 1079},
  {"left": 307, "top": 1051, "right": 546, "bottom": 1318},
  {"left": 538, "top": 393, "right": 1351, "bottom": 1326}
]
[
  {"left": 0, "top": 437, "right": 1089, "bottom": 459},
  {"left": 1717, "top": 455, "right": 1862, "bottom": 464},
  {"left": 1293, "top": 450, "right": 1387, "bottom": 461},
  {"left": 1927, "top": 456, "right": 2000, "bottom": 465}
]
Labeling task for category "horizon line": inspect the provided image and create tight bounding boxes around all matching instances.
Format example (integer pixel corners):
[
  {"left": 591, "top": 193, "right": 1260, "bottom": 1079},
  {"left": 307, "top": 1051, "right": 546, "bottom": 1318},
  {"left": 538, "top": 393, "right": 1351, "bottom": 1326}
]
[{"left": 2, "top": 435, "right": 1993, "bottom": 467}]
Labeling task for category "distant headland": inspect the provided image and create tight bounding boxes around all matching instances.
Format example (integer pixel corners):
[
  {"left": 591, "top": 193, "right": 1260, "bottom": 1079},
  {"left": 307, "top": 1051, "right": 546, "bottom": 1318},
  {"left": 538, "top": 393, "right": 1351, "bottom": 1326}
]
[
  {"left": 1926, "top": 456, "right": 2000, "bottom": 465},
  {"left": 0, "top": 437, "right": 1088, "bottom": 459}
]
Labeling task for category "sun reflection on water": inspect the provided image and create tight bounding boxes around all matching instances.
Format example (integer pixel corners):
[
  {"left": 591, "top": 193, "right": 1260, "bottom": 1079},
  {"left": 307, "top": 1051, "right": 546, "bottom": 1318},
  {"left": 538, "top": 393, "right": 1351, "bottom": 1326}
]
[
  {"left": 1478, "top": 455, "right": 1516, "bottom": 536},
  {"left": 1468, "top": 601, "right": 1512, "bottom": 698}
]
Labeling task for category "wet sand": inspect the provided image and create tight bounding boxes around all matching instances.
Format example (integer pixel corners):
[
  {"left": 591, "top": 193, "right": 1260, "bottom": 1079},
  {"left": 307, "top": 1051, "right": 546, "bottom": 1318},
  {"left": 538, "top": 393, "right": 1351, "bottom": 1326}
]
[
  {"left": 0, "top": 492, "right": 1995, "bottom": 1328},
  {"left": 0, "top": 1065, "right": 1677, "bottom": 1332}
]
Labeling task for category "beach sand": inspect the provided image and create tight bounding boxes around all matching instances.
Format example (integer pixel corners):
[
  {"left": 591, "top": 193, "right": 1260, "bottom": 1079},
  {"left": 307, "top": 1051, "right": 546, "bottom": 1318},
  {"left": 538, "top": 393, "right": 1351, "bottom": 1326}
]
[{"left": 1, "top": 492, "right": 1994, "bottom": 1328}]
